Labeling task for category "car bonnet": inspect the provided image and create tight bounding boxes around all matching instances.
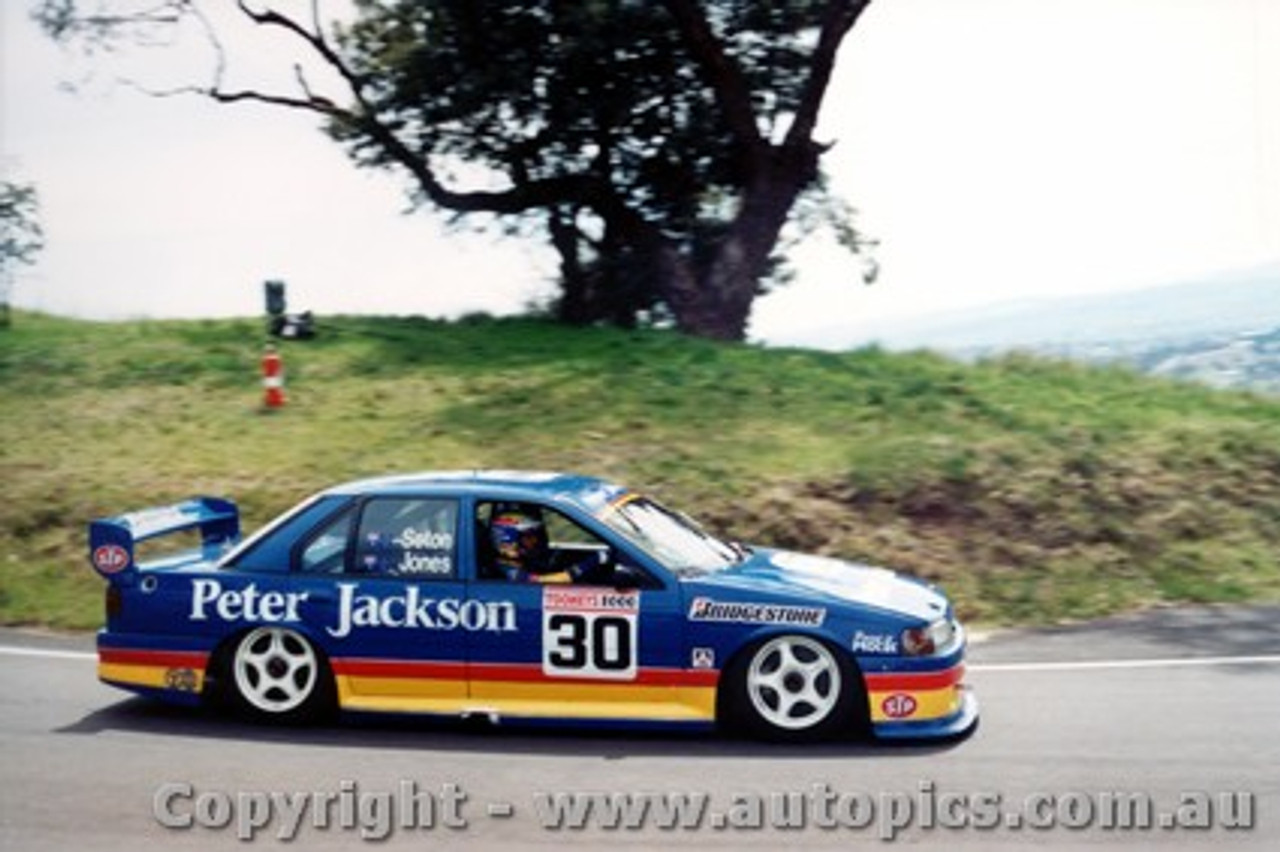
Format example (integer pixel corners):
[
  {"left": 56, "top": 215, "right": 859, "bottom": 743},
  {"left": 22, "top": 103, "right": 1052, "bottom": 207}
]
[{"left": 692, "top": 549, "right": 950, "bottom": 623}]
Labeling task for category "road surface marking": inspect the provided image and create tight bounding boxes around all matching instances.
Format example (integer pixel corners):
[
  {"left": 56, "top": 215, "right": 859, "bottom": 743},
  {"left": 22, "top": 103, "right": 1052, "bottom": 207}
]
[
  {"left": 969, "top": 654, "right": 1280, "bottom": 673},
  {"left": 0, "top": 645, "right": 95, "bottom": 661}
]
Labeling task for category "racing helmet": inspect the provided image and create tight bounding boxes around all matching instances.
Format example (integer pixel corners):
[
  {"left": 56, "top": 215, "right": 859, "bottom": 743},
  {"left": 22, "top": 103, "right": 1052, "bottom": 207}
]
[{"left": 490, "top": 507, "right": 549, "bottom": 570}]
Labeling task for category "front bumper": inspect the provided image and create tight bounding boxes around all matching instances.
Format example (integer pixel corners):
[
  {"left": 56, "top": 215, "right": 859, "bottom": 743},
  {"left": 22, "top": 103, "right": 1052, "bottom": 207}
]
[{"left": 871, "top": 685, "right": 979, "bottom": 741}]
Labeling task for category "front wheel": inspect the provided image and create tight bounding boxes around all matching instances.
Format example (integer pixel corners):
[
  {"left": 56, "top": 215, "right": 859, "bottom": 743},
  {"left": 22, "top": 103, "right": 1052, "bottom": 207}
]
[
  {"left": 228, "top": 627, "right": 333, "bottom": 723},
  {"left": 722, "top": 634, "right": 862, "bottom": 742}
]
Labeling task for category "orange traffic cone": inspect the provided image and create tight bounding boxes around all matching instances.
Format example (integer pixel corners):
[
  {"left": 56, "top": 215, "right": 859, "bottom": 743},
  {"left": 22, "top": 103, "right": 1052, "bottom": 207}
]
[{"left": 262, "top": 345, "right": 286, "bottom": 408}]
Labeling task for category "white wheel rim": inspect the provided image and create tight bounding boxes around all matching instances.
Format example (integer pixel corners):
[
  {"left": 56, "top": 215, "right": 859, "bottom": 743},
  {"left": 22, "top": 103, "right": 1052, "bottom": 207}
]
[
  {"left": 746, "top": 635, "right": 841, "bottom": 731},
  {"left": 233, "top": 627, "right": 318, "bottom": 714}
]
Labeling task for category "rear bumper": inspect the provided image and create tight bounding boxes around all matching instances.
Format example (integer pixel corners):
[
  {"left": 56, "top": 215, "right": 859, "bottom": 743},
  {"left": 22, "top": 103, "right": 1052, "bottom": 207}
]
[{"left": 97, "top": 630, "right": 213, "bottom": 706}]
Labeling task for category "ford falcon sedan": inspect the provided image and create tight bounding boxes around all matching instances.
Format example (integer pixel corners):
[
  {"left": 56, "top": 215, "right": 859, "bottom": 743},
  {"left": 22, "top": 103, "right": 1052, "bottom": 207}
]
[{"left": 88, "top": 471, "right": 978, "bottom": 742}]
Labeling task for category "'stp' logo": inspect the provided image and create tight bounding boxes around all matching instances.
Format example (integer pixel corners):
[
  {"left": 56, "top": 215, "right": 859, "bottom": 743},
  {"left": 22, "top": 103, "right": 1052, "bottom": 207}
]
[
  {"left": 93, "top": 545, "right": 129, "bottom": 574},
  {"left": 881, "top": 693, "right": 918, "bottom": 719}
]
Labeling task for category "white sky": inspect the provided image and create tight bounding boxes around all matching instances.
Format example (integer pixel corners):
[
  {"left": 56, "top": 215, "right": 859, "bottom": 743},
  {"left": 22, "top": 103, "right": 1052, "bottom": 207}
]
[{"left": 3, "top": 0, "right": 1278, "bottom": 344}]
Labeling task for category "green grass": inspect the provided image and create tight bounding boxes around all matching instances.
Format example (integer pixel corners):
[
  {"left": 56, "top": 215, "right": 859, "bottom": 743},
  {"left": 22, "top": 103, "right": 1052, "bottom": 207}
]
[{"left": 4, "top": 311, "right": 1280, "bottom": 630}]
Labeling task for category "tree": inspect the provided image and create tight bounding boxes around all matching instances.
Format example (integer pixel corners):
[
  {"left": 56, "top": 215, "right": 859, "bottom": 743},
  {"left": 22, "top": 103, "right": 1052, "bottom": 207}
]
[
  {"left": 36, "top": 0, "right": 876, "bottom": 340},
  {"left": 0, "top": 180, "right": 45, "bottom": 328}
]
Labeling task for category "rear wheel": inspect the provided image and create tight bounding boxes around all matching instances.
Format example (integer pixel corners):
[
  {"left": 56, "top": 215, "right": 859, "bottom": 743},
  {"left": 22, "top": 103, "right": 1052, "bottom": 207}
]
[
  {"left": 228, "top": 627, "right": 333, "bottom": 723},
  {"left": 722, "top": 634, "right": 862, "bottom": 742}
]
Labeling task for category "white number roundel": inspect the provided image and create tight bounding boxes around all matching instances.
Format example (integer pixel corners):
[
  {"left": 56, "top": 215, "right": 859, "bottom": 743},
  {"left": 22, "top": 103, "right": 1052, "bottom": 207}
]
[{"left": 541, "top": 588, "right": 639, "bottom": 680}]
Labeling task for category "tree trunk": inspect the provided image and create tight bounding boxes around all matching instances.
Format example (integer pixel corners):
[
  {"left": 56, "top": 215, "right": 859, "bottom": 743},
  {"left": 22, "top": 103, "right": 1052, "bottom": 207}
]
[
  {"left": 663, "top": 156, "right": 811, "bottom": 341},
  {"left": 549, "top": 208, "right": 593, "bottom": 325}
]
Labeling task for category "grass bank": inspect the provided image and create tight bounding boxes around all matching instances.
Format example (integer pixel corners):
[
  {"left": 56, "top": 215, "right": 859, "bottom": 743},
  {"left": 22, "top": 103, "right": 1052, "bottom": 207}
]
[{"left": 3, "top": 311, "right": 1280, "bottom": 629}]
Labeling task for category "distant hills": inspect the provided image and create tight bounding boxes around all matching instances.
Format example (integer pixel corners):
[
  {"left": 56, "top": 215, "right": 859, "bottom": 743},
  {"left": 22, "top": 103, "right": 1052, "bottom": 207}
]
[{"left": 783, "top": 262, "right": 1280, "bottom": 392}]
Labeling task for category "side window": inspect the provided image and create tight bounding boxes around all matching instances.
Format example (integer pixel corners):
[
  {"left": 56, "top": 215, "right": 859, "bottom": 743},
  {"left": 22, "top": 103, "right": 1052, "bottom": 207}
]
[
  {"left": 354, "top": 498, "right": 459, "bottom": 579},
  {"left": 296, "top": 507, "right": 354, "bottom": 574},
  {"left": 543, "top": 510, "right": 601, "bottom": 549},
  {"left": 477, "top": 500, "right": 656, "bottom": 587}
]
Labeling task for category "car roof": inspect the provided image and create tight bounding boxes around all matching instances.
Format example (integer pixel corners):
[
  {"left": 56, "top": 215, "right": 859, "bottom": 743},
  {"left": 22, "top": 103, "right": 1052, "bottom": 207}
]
[{"left": 320, "top": 470, "right": 627, "bottom": 510}]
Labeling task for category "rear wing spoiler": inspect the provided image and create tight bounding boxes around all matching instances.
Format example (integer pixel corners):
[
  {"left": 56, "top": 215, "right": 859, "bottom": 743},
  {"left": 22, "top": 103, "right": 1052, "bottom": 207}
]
[{"left": 88, "top": 498, "right": 240, "bottom": 581}]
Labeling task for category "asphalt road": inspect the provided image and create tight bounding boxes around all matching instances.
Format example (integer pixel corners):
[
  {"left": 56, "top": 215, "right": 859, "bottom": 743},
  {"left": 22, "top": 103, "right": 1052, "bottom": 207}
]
[{"left": 2, "top": 606, "right": 1277, "bottom": 850}]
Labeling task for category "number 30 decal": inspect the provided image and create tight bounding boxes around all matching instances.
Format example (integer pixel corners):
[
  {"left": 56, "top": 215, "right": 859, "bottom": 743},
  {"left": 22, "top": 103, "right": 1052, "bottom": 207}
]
[{"left": 542, "top": 589, "right": 640, "bottom": 680}]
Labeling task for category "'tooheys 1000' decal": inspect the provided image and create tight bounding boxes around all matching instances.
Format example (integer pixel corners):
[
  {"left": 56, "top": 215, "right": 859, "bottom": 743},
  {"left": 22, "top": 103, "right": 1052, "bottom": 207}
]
[{"left": 542, "top": 587, "right": 639, "bottom": 680}]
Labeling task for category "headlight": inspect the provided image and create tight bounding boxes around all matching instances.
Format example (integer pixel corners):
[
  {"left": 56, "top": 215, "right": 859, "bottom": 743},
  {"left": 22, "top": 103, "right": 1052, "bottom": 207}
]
[{"left": 901, "top": 618, "right": 959, "bottom": 656}]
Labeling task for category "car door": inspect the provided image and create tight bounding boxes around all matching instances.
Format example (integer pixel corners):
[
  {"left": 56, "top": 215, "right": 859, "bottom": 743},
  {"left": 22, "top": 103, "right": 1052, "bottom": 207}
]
[
  {"left": 464, "top": 499, "right": 696, "bottom": 721},
  {"left": 289, "top": 494, "right": 475, "bottom": 712}
]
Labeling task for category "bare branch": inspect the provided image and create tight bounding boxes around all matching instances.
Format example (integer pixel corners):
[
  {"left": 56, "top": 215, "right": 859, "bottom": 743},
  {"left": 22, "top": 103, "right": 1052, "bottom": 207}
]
[
  {"left": 205, "top": 86, "right": 343, "bottom": 116},
  {"left": 116, "top": 77, "right": 207, "bottom": 100},
  {"left": 187, "top": 1, "right": 227, "bottom": 93},
  {"left": 234, "top": 1, "right": 366, "bottom": 102},
  {"left": 785, "top": 0, "right": 872, "bottom": 149}
]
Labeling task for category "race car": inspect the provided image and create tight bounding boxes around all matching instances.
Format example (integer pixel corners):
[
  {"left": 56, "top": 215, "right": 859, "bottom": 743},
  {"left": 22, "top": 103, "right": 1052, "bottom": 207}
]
[{"left": 88, "top": 471, "right": 978, "bottom": 742}]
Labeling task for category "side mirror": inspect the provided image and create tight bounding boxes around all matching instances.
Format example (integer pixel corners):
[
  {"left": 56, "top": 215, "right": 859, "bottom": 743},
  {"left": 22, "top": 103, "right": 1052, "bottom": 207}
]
[{"left": 609, "top": 559, "right": 661, "bottom": 591}]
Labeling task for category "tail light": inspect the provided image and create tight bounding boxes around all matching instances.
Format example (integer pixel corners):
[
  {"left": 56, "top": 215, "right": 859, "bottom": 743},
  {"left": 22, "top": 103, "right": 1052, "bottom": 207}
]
[{"left": 105, "top": 585, "right": 122, "bottom": 621}]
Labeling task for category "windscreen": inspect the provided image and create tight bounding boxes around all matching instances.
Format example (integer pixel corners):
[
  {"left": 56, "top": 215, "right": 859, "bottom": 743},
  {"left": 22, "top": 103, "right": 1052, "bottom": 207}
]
[{"left": 598, "top": 496, "right": 738, "bottom": 575}]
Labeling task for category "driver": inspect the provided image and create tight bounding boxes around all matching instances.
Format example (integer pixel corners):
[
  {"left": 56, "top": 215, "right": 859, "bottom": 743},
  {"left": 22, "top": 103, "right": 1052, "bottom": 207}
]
[{"left": 489, "top": 505, "right": 596, "bottom": 584}]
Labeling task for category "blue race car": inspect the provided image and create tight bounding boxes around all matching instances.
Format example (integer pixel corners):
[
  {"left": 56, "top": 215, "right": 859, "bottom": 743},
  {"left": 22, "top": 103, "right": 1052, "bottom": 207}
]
[{"left": 88, "top": 471, "right": 978, "bottom": 742}]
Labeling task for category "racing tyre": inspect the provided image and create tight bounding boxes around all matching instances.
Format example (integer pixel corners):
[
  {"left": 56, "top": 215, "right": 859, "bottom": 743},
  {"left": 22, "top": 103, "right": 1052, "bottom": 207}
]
[
  {"left": 722, "top": 634, "right": 862, "bottom": 742},
  {"left": 228, "top": 627, "right": 334, "bottom": 723}
]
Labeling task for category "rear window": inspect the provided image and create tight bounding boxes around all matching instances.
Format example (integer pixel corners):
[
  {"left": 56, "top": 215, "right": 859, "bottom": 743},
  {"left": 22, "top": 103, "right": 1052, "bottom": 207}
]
[{"left": 224, "top": 495, "right": 351, "bottom": 574}]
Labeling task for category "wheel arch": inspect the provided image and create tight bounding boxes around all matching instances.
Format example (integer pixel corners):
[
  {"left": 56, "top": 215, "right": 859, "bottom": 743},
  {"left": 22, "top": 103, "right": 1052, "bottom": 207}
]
[
  {"left": 203, "top": 624, "right": 339, "bottom": 721},
  {"left": 714, "top": 627, "right": 870, "bottom": 739}
]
